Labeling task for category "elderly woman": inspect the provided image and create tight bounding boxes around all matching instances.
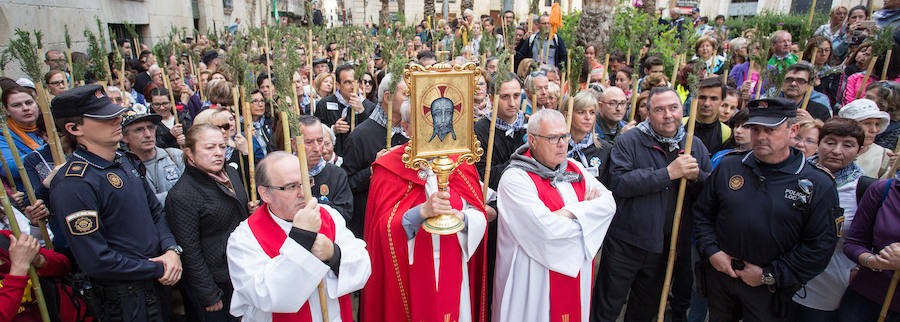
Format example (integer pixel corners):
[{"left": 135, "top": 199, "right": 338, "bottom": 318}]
[
  {"left": 193, "top": 108, "right": 249, "bottom": 174},
  {"left": 728, "top": 37, "right": 750, "bottom": 67},
  {"left": 692, "top": 36, "right": 726, "bottom": 76},
  {"left": 321, "top": 123, "right": 342, "bottom": 166},
  {"left": 839, "top": 98, "right": 893, "bottom": 178},
  {"left": 558, "top": 91, "right": 612, "bottom": 185},
  {"left": 791, "top": 118, "right": 867, "bottom": 321},
  {"left": 868, "top": 81, "right": 900, "bottom": 150},
  {"left": 165, "top": 124, "right": 251, "bottom": 321},
  {"left": 0, "top": 86, "right": 46, "bottom": 192}
]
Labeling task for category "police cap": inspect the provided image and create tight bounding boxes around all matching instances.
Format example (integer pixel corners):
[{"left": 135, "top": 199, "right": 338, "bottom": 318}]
[
  {"left": 50, "top": 84, "right": 127, "bottom": 120},
  {"left": 745, "top": 98, "right": 797, "bottom": 128}
]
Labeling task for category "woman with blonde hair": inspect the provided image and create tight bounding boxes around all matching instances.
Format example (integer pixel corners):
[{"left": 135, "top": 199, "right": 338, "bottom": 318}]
[
  {"left": 313, "top": 73, "right": 334, "bottom": 101},
  {"left": 558, "top": 91, "right": 612, "bottom": 185}
]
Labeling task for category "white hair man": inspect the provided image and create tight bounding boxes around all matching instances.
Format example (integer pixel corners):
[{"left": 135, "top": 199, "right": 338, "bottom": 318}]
[{"left": 493, "top": 108, "right": 616, "bottom": 322}]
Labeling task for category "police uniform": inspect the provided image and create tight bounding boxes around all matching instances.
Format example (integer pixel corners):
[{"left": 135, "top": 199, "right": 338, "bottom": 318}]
[
  {"left": 692, "top": 98, "right": 841, "bottom": 322},
  {"left": 47, "top": 85, "right": 182, "bottom": 322}
]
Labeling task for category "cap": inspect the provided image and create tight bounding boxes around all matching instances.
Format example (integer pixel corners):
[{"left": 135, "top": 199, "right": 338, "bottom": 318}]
[
  {"left": 839, "top": 98, "right": 890, "bottom": 133},
  {"left": 744, "top": 98, "right": 798, "bottom": 128},
  {"left": 312, "top": 58, "right": 329, "bottom": 66},
  {"left": 50, "top": 84, "right": 127, "bottom": 120},
  {"left": 121, "top": 109, "right": 162, "bottom": 129},
  {"left": 15, "top": 78, "right": 35, "bottom": 90}
]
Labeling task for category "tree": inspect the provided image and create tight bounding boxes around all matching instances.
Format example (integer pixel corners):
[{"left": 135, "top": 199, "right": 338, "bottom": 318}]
[
  {"left": 462, "top": 0, "right": 473, "bottom": 12},
  {"left": 398, "top": 0, "right": 406, "bottom": 23},
  {"left": 425, "top": 0, "right": 435, "bottom": 21},
  {"left": 642, "top": 0, "right": 656, "bottom": 15},
  {"left": 575, "top": 0, "right": 617, "bottom": 54},
  {"left": 380, "top": 0, "right": 389, "bottom": 27}
]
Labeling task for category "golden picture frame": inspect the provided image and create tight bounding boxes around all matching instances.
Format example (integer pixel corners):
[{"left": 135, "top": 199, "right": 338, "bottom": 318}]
[{"left": 402, "top": 62, "right": 483, "bottom": 170}]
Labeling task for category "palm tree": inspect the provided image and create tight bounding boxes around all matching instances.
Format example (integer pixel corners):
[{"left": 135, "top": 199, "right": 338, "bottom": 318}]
[
  {"left": 462, "top": 0, "right": 474, "bottom": 12},
  {"left": 575, "top": 0, "right": 617, "bottom": 53},
  {"left": 425, "top": 0, "right": 435, "bottom": 21},
  {"left": 380, "top": 0, "right": 389, "bottom": 27},
  {"left": 398, "top": 0, "right": 406, "bottom": 23}
]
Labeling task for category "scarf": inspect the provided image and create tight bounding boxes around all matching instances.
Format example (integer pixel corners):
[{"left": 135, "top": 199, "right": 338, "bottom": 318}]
[
  {"left": 508, "top": 144, "right": 582, "bottom": 187},
  {"left": 490, "top": 110, "right": 526, "bottom": 137},
  {"left": 6, "top": 117, "right": 41, "bottom": 150},
  {"left": 567, "top": 131, "right": 594, "bottom": 165},
  {"left": 810, "top": 157, "right": 864, "bottom": 188},
  {"left": 368, "top": 104, "right": 406, "bottom": 137},
  {"left": 187, "top": 158, "right": 234, "bottom": 193},
  {"left": 252, "top": 116, "right": 269, "bottom": 154},
  {"left": 308, "top": 158, "right": 326, "bottom": 177},
  {"left": 636, "top": 120, "right": 686, "bottom": 152}
]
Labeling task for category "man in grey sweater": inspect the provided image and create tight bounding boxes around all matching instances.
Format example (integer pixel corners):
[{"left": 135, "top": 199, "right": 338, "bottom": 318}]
[{"left": 121, "top": 110, "right": 186, "bottom": 205}]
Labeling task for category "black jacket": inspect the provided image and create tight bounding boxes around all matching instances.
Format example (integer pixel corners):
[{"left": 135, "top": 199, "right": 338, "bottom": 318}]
[
  {"left": 693, "top": 149, "right": 839, "bottom": 288},
  {"left": 165, "top": 165, "right": 249, "bottom": 306},
  {"left": 474, "top": 117, "right": 527, "bottom": 191},
  {"left": 569, "top": 133, "right": 613, "bottom": 187},
  {"left": 314, "top": 93, "right": 375, "bottom": 155},
  {"left": 312, "top": 163, "right": 354, "bottom": 222},
  {"left": 341, "top": 117, "right": 408, "bottom": 237},
  {"left": 155, "top": 113, "right": 193, "bottom": 149},
  {"left": 608, "top": 128, "right": 712, "bottom": 254}
]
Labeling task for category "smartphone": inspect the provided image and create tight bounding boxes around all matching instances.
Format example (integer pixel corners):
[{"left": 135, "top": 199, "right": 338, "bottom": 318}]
[{"left": 858, "top": 21, "right": 876, "bottom": 29}]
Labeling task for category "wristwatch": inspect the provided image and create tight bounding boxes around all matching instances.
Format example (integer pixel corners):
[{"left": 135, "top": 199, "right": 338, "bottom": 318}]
[
  {"left": 166, "top": 245, "right": 183, "bottom": 256},
  {"left": 761, "top": 270, "right": 776, "bottom": 286}
]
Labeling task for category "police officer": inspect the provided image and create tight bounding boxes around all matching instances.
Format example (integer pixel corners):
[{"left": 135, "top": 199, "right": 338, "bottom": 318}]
[
  {"left": 692, "top": 98, "right": 841, "bottom": 321},
  {"left": 46, "top": 84, "right": 183, "bottom": 322}
]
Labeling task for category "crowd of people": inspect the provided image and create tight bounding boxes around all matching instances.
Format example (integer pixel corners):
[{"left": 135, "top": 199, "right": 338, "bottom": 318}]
[{"left": 0, "top": 2, "right": 899, "bottom": 322}]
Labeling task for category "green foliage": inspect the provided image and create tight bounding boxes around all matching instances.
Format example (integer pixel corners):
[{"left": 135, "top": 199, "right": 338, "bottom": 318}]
[
  {"left": 558, "top": 11, "right": 584, "bottom": 94},
  {"left": 8, "top": 29, "right": 43, "bottom": 81},
  {"left": 0, "top": 50, "right": 10, "bottom": 76},
  {"left": 871, "top": 26, "right": 896, "bottom": 57},
  {"left": 493, "top": 52, "right": 514, "bottom": 93},
  {"left": 83, "top": 27, "right": 107, "bottom": 81},
  {"left": 387, "top": 54, "right": 407, "bottom": 94},
  {"left": 64, "top": 25, "right": 72, "bottom": 49},
  {"left": 722, "top": 12, "right": 828, "bottom": 45}
]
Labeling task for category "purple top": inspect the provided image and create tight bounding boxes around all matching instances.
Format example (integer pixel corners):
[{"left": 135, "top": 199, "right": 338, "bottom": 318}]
[
  {"left": 844, "top": 178, "right": 900, "bottom": 312},
  {"left": 729, "top": 62, "right": 775, "bottom": 99}
]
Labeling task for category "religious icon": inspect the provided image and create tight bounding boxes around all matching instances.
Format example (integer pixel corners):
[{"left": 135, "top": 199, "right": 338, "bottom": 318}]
[{"left": 402, "top": 62, "right": 483, "bottom": 235}]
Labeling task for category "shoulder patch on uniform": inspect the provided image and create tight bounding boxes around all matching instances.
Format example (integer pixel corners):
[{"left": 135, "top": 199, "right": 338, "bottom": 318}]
[
  {"left": 810, "top": 162, "right": 836, "bottom": 180},
  {"left": 729, "top": 175, "right": 744, "bottom": 190},
  {"left": 66, "top": 211, "right": 98, "bottom": 235},
  {"left": 106, "top": 172, "right": 123, "bottom": 188},
  {"left": 65, "top": 162, "right": 88, "bottom": 177}
]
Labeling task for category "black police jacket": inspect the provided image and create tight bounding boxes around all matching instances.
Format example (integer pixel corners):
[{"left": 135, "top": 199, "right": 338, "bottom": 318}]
[{"left": 693, "top": 148, "right": 841, "bottom": 288}]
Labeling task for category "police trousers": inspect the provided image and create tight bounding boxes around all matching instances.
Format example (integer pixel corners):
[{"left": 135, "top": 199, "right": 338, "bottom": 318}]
[
  {"left": 94, "top": 279, "right": 169, "bottom": 322},
  {"left": 702, "top": 264, "right": 787, "bottom": 322}
]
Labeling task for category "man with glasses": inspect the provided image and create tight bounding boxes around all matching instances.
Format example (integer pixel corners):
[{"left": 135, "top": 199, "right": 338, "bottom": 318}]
[
  {"left": 314, "top": 64, "right": 376, "bottom": 155},
  {"left": 120, "top": 110, "right": 185, "bottom": 206},
  {"left": 298, "top": 115, "right": 353, "bottom": 222},
  {"left": 515, "top": 13, "right": 568, "bottom": 71},
  {"left": 693, "top": 98, "right": 839, "bottom": 321},
  {"left": 768, "top": 30, "right": 798, "bottom": 71},
  {"left": 44, "top": 50, "right": 67, "bottom": 72},
  {"left": 227, "top": 151, "right": 370, "bottom": 321},
  {"left": 595, "top": 86, "right": 629, "bottom": 145},
  {"left": 782, "top": 63, "right": 831, "bottom": 122},
  {"left": 492, "top": 108, "right": 616, "bottom": 321},
  {"left": 593, "top": 87, "right": 711, "bottom": 322}
]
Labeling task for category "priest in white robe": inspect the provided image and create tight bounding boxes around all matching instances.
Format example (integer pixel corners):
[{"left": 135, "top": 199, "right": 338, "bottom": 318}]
[
  {"left": 226, "top": 152, "right": 371, "bottom": 322},
  {"left": 493, "top": 109, "right": 616, "bottom": 322}
]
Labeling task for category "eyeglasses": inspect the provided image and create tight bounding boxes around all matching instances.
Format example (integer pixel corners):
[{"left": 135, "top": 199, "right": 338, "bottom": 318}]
[
  {"left": 529, "top": 70, "right": 547, "bottom": 77},
  {"left": 265, "top": 182, "right": 303, "bottom": 192},
  {"left": 604, "top": 101, "right": 628, "bottom": 108},
  {"left": 217, "top": 123, "right": 231, "bottom": 131},
  {"left": 251, "top": 99, "right": 266, "bottom": 104},
  {"left": 48, "top": 81, "right": 65, "bottom": 86},
  {"left": 784, "top": 77, "right": 809, "bottom": 85},
  {"left": 151, "top": 102, "right": 171, "bottom": 108},
  {"left": 532, "top": 133, "right": 571, "bottom": 144},
  {"left": 363, "top": 80, "right": 374, "bottom": 85}
]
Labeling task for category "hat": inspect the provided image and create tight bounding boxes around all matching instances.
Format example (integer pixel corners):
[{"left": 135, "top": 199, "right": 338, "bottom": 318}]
[
  {"left": 839, "top": 98, "right": 890, "bottom": 133},
  {"left": 120, "top": 109, "right": 162, "bottom": 129},
  {"left": 202, "top": 50, "right": 219, "bottom": 65},
  {"left": 745, "top": 98, "right": 798, "bottom": 128},
  {"left": 15, "top": 78, "right": 35, "bottom": 90},
  {"left": 50, "top": 84, "right": 127, "bottom": 120},
  {"left": 312, "top": 58, "right": 329, "bottom": 66}
]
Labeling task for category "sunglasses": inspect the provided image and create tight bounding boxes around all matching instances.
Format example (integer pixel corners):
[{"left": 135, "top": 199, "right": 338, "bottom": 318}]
[{"left": 217, "top": 123, "right": 231, "bottom": 131}]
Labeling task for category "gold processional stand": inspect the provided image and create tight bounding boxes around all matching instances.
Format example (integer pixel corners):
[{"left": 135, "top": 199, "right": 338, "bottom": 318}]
[{"left": 401, "top": 62, "right": 483, "bottom": 235}]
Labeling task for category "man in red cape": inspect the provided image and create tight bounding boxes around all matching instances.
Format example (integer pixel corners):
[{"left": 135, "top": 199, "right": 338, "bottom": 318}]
[{"left": 361, "top": 137, "right": 490, "bottom": 322}]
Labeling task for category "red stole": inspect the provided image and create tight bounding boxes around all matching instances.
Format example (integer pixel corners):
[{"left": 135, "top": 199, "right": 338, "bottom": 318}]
[
  {"left": 523, "top": 151, "right": 586, "bottom": 322},
  {"left": 247, "top": 204, "right": 354, "bottom": 322},
  {"left": 409, "top": 190, "right": 465, "bottom": 322}
]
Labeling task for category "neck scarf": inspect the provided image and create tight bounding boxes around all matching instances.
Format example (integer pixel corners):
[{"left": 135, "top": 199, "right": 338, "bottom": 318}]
[
  {"left": 874, "top": 9, "right": 900, "bottom": 27},
  {"left": 810, "top": 156, "right": 864, "bottom": 188},
  {"left": 636, "top": 120, "right": 686, "bottom": 152},
  {"left": 6, "top": 117, "right": 41, "bottom": 150},
  {"left": 368, "top": 104, "right": 406, "bottom": 137},
  {"left": 508, "top": 144, "right": 582, "bottom": 187},
  {"left": 567, "top": 131, "right": 594, "bottom": 165},
  {"left": 490, "top": 110, "right": 526, "bottom": 137},
  {"left": 309, "top": 158, "right": 327, "bottom": 177}
]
